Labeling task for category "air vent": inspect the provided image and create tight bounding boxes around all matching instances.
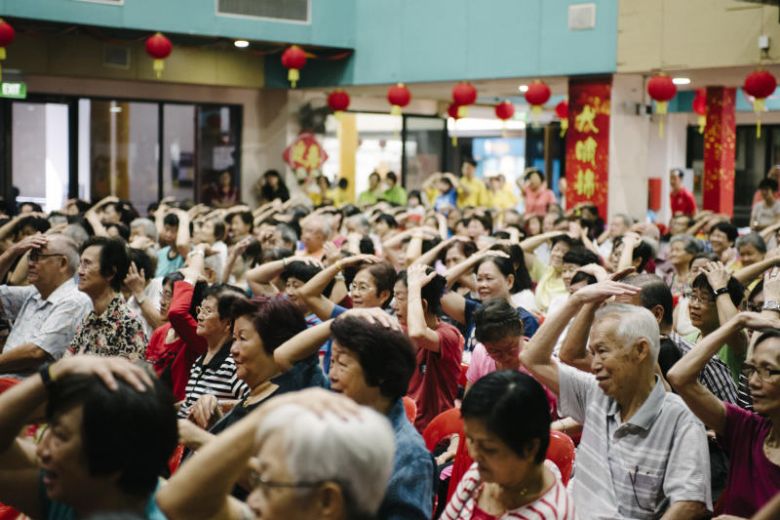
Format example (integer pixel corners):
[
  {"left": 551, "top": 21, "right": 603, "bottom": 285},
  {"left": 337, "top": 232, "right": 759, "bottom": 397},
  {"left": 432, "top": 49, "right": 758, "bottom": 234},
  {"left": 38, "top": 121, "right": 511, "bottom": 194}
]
[
  {"left": 103, "top": 45, "right": 130, "bottom": 69},
  {"left": 568, "top": 3, "right": 596, "bottom": 30},
  {"left": 218, "top": 0, "right": 309, "bottom": 22}
]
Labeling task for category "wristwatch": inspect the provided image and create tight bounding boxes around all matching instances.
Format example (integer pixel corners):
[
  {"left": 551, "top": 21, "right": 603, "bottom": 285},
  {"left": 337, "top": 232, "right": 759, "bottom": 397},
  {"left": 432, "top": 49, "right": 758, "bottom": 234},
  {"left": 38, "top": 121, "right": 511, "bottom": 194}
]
[
  {"left": 39, "top": 363, "right": 57, "bottom": 390},
  {"left": 714, "top": 287, "right": 730, "bottom": 297},
  {"left": 762, "top": 300, "right": 780, "bottom": 313}
]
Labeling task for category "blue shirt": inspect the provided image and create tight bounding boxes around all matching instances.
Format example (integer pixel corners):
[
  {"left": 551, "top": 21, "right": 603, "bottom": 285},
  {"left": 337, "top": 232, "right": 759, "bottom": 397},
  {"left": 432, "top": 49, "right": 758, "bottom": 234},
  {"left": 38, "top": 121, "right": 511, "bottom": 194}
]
[
  {"left": 321, "top": 304, "right": 348, "bottom": 375},
  {"left": 434, "top": 189, "right": 458, "bottom": 211},
  {"left": 379, "top": 399, "right": 435, "bottom": 520},
  {"left": 155, "top": 246, "right": 184, "bottom": 278}
]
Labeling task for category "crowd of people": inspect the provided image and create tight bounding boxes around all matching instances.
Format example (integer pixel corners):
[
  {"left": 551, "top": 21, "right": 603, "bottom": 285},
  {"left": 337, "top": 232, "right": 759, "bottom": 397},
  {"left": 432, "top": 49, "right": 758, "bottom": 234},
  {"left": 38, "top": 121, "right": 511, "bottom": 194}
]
[{"left": 0, "top": 161, "right": 779, "bottom": 520}]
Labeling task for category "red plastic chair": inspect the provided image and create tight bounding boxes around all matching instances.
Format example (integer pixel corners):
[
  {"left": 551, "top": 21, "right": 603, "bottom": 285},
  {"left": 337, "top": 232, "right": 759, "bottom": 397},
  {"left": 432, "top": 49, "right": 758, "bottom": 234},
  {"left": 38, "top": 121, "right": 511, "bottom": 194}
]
[
  {"left": 546, "top": 430, "right": 575, "bottom": 485},
  {"left": 167, "top": 444, "right": 186, "bottom": 475},
  {"left": 457, "top": 364, "right": 469, "bottom": 388},
  {"left": 422, "top": 408, "right": 463, "bottom": 452},
  {"left": 402, "top": 396, "right": 418, "bottom": 423}
]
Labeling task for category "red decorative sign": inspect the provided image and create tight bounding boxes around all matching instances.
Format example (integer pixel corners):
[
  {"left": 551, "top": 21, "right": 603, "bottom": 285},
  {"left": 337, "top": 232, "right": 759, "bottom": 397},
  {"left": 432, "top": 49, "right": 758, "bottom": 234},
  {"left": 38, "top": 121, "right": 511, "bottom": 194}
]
[
  {"left": 565, "top": 78, "right": 611, "bottom": 218},
  {"left": 703, "top": 87, "right": 736, "bottom": 216},
  {"left": 282, "top": 133, "right": 328, "bottom": 172}
]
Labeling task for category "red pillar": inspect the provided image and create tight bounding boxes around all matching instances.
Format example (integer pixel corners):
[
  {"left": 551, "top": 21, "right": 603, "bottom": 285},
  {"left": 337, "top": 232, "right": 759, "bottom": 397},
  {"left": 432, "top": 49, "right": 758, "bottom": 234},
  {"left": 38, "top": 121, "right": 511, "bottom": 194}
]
[{"left": 702, "top": 86, "right": 736, "bottom": 216}]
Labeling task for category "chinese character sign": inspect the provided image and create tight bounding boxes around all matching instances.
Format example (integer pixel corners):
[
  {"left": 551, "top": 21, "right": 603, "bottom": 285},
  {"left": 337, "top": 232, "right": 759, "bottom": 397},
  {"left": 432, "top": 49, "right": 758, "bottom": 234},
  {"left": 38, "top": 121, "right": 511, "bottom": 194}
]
[
  {"left": 283, "top": 133, "right": 328, "bottom": 173},
  {"left": 565, "top": 79, "right": 611, "bottom": 218}
]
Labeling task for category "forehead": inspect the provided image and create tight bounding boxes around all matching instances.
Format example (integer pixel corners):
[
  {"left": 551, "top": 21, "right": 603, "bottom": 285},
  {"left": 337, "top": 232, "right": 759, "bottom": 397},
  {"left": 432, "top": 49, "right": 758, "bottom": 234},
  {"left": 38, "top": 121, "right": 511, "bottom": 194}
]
[
  {"left": 354, "top": 268, "right": 375, "bottom": 284},
  {"left": 752, "top": 337, "right": 780, "bottom": 363},
  {"left": 81, "top": 245, "right": 101, "bottom": 261},
  {"left": 484, "top": 336, "right": 520, "bottom": 350},
  {"left": 691, "top": 258, "right": 709, "bottom": 269},
  {"left": 477, "top": 261, "right": 501, "bottom": 275},
  {"left": 202, "top": 295, "right": 218, "bottom": 307},
  {"left": 589, "top": 317, "right": 620, "bottom": 343},
  {"left": 562, "top": 262, "right": 579, "bottom": 271}
]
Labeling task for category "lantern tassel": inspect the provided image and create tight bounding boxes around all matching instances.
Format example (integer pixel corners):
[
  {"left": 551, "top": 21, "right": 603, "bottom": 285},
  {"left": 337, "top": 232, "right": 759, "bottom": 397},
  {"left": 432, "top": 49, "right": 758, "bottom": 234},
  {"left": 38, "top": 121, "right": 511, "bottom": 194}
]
[
  {"left": 0, "top": 47, "right": 6, "bottom": 82},
  {"left": 153, "top": 59, "right": 164, "bottom": 79},
  {"left": 531, "top": 105, "right": 542, "bottom": 118},
  {"left": 655, "top": 101, "right": 668, "bottom": 138},
  {"left": 560, "top": 119, "right": 568, "bottom": 137},
  {"left": 451, "top": 136, "right": 458, "bottom": 147},
  {"left": 288, "top": 69, "right": 300, "bottom": 88},
  {"left": 754, "top": 99, "right": 766, "bottom": 139},
  {"left": 697, "top": 115, "right": 706, "bottom": 135},
  {"left": 457, "top": 106, "right": 468, "bottom": 118},
  {"left": 390, "top": 105, "right": 402, "bottom": 116}
]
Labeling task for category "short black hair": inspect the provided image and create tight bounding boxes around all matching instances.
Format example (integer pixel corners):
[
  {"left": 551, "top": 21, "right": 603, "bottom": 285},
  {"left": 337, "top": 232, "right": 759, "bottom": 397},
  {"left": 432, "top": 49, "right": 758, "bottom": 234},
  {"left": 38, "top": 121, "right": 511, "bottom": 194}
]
[
  {"left": 162, "top": 213, "right": 179, "bottom": 228},
  {"left": 613, "top": 237, "right": 654, "bottom": 272},
  {"left": 625, "top": 274, "right": 674, "bottom": 327},
  {"left": 128, "top": 248, "right": 154, "bottom": 283},
  {"left": 570, "top": 271, "right": 597, "bottom": 286},
  {"left": 80, "top": 236, "right": 131, "bottom": 291},
  {"left": 691, "top": 272, "right": 744, "bottom": 308},
  {"left": 396, "top": 268, "right": 446, "bottom": 315},
  {"left": 376, "top": 213, "right": 398, "bottom": 229},
  {"left": 474, "top": 298, "right": 523, "bottom": 344},
  {"left": 467, "top": 213, "right": 493, "bottom": 234},
  {"left": 201, "top": 283, "right": 248, "bottom": 320},
  {"left": 105, "top": 222, "right": 131, "bottom": 242},
  {"left": 231, "top": 296, "right": 307, "bottom": 355},
  {"left": 461, "top": 370, "right": 550, "bottom": 463},
  {"left": 463, "top": 157, "right": 477, "bottom": 167},
  {"left": 281, "top": 260, "right": 335, "bottom": 297},
  {"left": 47, "top": 373, "right": 177, "bottom": 497},
  {"left": 229, "top": 211, "right": 254, "bottom": 231},
  {"left": 14, "top": 215, "right": 50, "bottom": 236},
  {"left": 759, "top": 178, "right": 779, "bottom": 192},
  {"left": 671, "top": 168, "right": 685, "bottom": 178},
  {"left": 331, "top": 315, "right": 416, "bottom": 401},
  {"left": 710, "top": 221, "right": 738, "bottom": 243},
  {"left": 562, "top": 247, "right": 600, "bottom": 267},
  {"left": 386, "top": 171, "right": 398, "bottom": 183},
  {"left": 524, "top": 168, "right": 545, "bottom": 183},
  {"left": 211, "top": 220, "right": 227, "bottom": 242},
  {"left": 360, "top": 262, "right": 397, "bottom": 308}
]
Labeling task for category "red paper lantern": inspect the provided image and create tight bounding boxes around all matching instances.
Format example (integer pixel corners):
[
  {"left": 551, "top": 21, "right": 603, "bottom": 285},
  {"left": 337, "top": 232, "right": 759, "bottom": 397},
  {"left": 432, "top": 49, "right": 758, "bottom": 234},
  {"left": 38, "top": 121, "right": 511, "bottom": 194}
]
[
  {"left": 0, "top": 18, "right": 15, "bottom": 82},
  {"left": 145, "top": 33, "right": 173, "bottom": 79},
  {"left": 647, "top": 74, "right": 677, "bottom": 136},
  {"left": 281, "top": 45, "right": 307, "bottom": 88},
  {"left": 524, "top": 81, "right": 551, "bottom": 107},
  {"left": 554, "top": 99, "right": 569, "bottom": 136},
  {"left": 387, "top": 83, "right": 411, "bottom": 115},
  {"left": 452, "top": 82, "right": 477, "bottom": 117},
  {"left": 744, "top": 69, "right": 777, "bottom": 138},
  {"left": 327, "top": 90, "right": 350, "bottom": 113},
  {"left": 447, "top": 102, "right": 461, "bottom": 120},
  {"left": 494, "top": 100, "right": 515, "bottom": 121},
  {"left": 692, "top": 88, "right": 707, "bottom": 135}
]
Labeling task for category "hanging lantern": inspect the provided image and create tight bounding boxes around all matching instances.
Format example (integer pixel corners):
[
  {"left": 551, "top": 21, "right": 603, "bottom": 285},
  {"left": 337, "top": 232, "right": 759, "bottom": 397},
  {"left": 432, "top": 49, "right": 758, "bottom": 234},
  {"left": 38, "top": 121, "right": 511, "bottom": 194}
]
[
  {"left": 145, "top": 33, "right": 173, "bottom": 79},
  {"left": 452, "top": 82, "right": 477, "bottom": 118},
  {"left": 387, "top": 83, "right": 411, "bottom": 115},
  {"left": 692, "top": 88, "right": 707, "bottom": 135},
  {"left": 447, "top": 102, "right": 461, "bottom": 146},
  {"left": 327, "top": 90, "right": 350, "bottom": 113},
  {"left": 281, "top": 45, "right": 307, "bottom": 88},
  {"left": 494, "top": 100, "right": 515, "bottom": 121},
  {"left": 554, "top": 99, "right": 569, "bottom": 136},
  {"left": 524, "top": 80, "right": 551, "bottom": 118},
  {"left": 744, "top": 69, "right": 777, "bottom": 139},
  {"left": 647, "top": 74, "right": 677, "bottom": 137},
  {"left": 0, "top": 18, "right": 15, "bottom": 82}
]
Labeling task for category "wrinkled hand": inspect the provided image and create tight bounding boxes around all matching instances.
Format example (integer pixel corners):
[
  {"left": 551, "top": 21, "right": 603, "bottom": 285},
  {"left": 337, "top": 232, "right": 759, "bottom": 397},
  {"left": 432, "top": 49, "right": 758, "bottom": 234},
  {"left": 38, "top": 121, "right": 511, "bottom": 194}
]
[
  {"left": 130, "top": 236, "right": 155, "bottom": 251},
  {"left": 764, "top": 267, "right": 780, "bottom": 302},
  {"left": 231, "top": 237, "right": 254, "bottom": 257},
  {"left": 337, "top": 254, "right": 382, "bottom": 269},
  {"left": 577, "top": 263, "right": 609, "bottom": 283},
  {"left": 407, "top": 263, "right": 436, "bottom": 288},
  {"left": 703, "top": 261, "right": 731, "bottom": 292},
  {"left": 51, "top": 355, "right": 153, "bottom": 392},
  {"left": 736, "top": 311, "right": 780, "bottom": 330},
  {"left": 573, "top": 280, "right": 640, "bottom": 305},
  {"left": 124, "top": 262, "right": 147, "bottom": 297},
  {"left": 340, "top": 307, "right": 401, "bottom": 330},
  {"left": 11, "top": 233, "right": 48, "bottom": 257},
  {"left": 189, "top": 394, "right": 221, "bottom": 429}
]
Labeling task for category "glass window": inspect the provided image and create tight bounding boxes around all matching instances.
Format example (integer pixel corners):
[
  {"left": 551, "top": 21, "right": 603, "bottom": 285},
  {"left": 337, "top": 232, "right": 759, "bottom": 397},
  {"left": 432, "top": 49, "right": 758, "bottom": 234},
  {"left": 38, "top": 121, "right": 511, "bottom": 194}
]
[
  {"left": 163, "top": 104, "right": 196, "bottom": 203},
  {"left": 404, "top": 116, "right": 445, "bottom": 192},
  {"left": 198, "top": 105, "right": 241, "bottom": 207}
]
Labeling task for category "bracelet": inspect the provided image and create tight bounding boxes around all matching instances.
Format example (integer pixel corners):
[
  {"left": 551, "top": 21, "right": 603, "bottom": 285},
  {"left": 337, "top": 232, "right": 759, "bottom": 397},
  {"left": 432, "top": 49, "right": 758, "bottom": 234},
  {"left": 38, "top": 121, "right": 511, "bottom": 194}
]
[
  {"left": 335, "top": 273, "right": 346, "bottom": 282},
  {"left": 282, "top": 257, "right": 289, "bottom": 267},
  {"left": 135, "top": 293, "right": 147, "bottom": 305}
]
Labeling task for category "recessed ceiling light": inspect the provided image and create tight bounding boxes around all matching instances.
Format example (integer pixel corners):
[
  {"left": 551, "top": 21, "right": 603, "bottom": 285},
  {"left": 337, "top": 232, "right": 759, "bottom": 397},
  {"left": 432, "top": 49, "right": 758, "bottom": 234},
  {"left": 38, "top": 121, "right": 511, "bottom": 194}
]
[
  {"left": 518, "top": 84, "right": 529, "bottom": 92},
  {"left": 234, "top": 40, "right": 250, "bottom": 48},
  {"left": 672, "top": 77, "right": 691, "bottom": 85}
]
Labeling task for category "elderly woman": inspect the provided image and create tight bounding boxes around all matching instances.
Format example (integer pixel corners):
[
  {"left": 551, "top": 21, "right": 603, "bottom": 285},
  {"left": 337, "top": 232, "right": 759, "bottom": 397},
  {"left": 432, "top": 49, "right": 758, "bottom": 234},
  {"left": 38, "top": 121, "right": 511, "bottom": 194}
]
[
  {"left": 442, "top": 371, "right": 574, "bottom": 519},
  {"left": 665, "top": 235, "right": 704, "bottom": 296},
  {"left": 158, "top": 388, "right": 395, "bottom": 520},
  {"left": 668, "top": 311, "right": 780, "bottom": 518}
]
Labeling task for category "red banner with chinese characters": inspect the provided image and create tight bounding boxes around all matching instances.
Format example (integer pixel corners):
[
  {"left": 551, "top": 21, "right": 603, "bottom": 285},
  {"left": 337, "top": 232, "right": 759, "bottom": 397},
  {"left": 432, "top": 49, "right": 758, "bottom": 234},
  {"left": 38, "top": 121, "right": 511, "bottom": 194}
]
[
  {"left": 283, "top": 132, "right": 328, "bottom": 172},
  {"left": 565, "top": 78, "right": 611, "bottom": 218},
  {"left": 703, "top": 87, "right": 736, "bottom": 216}
]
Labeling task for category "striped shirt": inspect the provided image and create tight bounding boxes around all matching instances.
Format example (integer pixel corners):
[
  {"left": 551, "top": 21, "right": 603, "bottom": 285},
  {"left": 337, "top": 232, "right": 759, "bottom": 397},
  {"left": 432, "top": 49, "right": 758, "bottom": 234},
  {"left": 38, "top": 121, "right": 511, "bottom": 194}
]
[
  {"left": 177, "top": 341, "right": 248, "bottom": 418},
  {"left": 559, "top": 363, "right": 711, "bottom": 519},
  {"left": 442, "top": 461, "right": 574, "bottom": 520},
  {"left": 669, "top": 333, "right": 738, "bottom": 405}
]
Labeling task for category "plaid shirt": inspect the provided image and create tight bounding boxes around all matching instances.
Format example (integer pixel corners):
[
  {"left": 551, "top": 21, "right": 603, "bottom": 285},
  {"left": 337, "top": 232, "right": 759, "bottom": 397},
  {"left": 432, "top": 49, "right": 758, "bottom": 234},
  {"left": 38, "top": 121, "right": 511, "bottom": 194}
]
[
  {"left": 68, "top": 294, "right": 147, "bottom": 361},
  {"left": 669, "top": 333, "right": 738, "bottom": 405}
]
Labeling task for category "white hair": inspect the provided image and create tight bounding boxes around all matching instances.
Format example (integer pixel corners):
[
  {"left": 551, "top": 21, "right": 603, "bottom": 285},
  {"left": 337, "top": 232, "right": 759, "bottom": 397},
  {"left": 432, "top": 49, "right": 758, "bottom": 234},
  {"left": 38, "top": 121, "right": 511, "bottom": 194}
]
[
  {"left": 595, "top": 303, "right": 660, "bottom": 361},
  {"left": 47, "top": 234, "right": 80, "bottom": 276},
  {"left": 130, "top": 218, "right": 158, "bottom": 241},
  {"left": 255, "top": 402, "right": 395, "bottom": 516}
]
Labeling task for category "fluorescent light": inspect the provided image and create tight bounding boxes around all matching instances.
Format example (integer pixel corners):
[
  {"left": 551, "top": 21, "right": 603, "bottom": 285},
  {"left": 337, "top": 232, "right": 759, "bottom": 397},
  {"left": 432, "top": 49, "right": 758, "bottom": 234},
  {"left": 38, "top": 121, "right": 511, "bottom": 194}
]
[
  {"left": 518, "top": 84, "right": 529, "bottom": 92},
  {"left": 672, "top": 77, "right": 691, "bottom": 85},
  {"left": 109, "top": 106, "right": 122, "bottom": 113},
  {"left": 234, "top": 40, "right": 250, "bottom": 48}
]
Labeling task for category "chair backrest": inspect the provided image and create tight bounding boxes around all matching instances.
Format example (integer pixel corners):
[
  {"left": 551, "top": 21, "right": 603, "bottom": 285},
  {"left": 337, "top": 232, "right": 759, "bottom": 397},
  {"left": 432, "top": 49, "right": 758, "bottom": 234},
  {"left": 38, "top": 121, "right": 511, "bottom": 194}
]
[
  {"left": 457, "top": 363, "right": 469, "bottom": 387},
  {"left": 402, "top": 396, "right": 417, "bottom": 423},
  {"left": 545, "top": 430, "right": 575, "bottom": 485},
  {"left": 422, "top": 407, "right": 463, "bottom": 452}
]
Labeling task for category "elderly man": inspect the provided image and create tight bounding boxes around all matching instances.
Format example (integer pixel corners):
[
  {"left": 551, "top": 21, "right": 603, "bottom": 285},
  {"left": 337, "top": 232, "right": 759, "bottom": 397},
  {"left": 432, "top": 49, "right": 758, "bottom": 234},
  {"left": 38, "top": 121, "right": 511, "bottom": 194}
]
[
  {"left": 296, "top": 215, "right": 330, "bottom": 260},
  {"left": 520, "top": 281, "right": 711, "bottom": 519},
  {"left": 0, "top": 234, "right": 91, "bottom": 377}
]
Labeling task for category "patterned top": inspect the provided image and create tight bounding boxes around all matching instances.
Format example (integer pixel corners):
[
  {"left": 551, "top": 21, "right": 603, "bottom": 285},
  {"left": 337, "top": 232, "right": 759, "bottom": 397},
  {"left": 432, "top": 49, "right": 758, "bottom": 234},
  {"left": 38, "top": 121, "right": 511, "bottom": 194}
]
[
  {"left": 67, "top": 294, "right": 148, "bottom": 361},
  {"left": 559, "top": 363, "right": 711, "bottom": 519},
  {"left": 668, "top": 332, "right": 739, "bottom": 405},
  {"left": 0, "top": 279, "right": 92, "bottom": 377},
  {"left": 442, "top": 461, "right": 574, "bottom": 520}
]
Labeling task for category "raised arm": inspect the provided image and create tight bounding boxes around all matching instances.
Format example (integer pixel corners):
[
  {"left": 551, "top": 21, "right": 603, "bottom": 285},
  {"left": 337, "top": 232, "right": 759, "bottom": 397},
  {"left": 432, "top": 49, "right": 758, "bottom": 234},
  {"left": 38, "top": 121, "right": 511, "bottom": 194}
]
[
  {"left": 411, "top": 236, "right": 455, "bottom": 268},
  {"left": 703, "top": 262, "right": 749, "bottom": 358},
  {"left": 298, "top": 254, "right": 379, "bottom": 321},
  {"left": 519, "top": 231, "right": 565, "bottom": 253},
  {"left": 124, "top": 262, "right": 163, "bottom": 330},
  {"left": 557, "top": 302, "right": 598, "bottom": 372},
  {"left": 0, "top": 234, "right": 47, "bottom": 283},
  {"left": 733, "top": 252, "right": 780, "bottom": 286},
  {"left": 174, "top": 209, "right": 192, "bottom": 258},
  {"left": 245, "top": 258, "right": 288, "bottom": 296},
  {"left": 406, "top": 265, "right": 441, "bottom": 353},
  {"left": 443, "top": 249, "right": 507, "bottom": 289},
  {"left": 273, "top": 319, "right": 333, "bottom": 370}
]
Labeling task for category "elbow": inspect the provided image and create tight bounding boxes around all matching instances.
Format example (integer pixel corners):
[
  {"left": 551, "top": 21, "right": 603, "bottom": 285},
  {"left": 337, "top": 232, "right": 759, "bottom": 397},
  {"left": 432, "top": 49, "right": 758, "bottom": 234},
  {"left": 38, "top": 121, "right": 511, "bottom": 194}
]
[
  {"left": 665, "top": 367, "right": 689, "bottom": 390},
  {"left": 273, "top": 350, "right": 294, "bottom": 372}
]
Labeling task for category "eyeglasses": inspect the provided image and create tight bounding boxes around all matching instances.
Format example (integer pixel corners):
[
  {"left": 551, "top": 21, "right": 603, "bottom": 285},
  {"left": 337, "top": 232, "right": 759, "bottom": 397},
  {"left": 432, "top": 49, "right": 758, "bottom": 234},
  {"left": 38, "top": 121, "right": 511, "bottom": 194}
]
[
  {"left": 195, "top": 306, "right": 216, "bottom": 318},
  {"left": 349, "top": 282, "right": 374, "bottom": 294},
  {"left": 688, "top": 293, "right": 714, "bottom": 305},
  {"left": 248, "top": 470, "right": 324, "bottom": 493},
  {"left": 741, "top": 363, "right": 780, "bottom": 382},
  {"left": 29, "top": 250, "right": 64, "bottom": 263}
]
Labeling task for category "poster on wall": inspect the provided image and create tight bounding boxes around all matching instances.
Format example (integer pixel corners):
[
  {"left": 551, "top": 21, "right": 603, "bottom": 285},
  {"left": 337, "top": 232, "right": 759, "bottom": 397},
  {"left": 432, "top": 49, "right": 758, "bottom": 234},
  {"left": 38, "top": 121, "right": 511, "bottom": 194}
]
[
  {"left": 283, "top": 132, "right": 328, "bottom": 173},
  {"left": 565, "top": 78, "right": 611, "bottom": 219}
]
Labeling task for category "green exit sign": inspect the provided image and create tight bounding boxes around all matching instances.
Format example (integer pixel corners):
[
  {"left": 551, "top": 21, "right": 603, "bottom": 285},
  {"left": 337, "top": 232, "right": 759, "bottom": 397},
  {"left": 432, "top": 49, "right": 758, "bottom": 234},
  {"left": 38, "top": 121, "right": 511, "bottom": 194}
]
[{"left": 0, "top": 82, "right": 27, "bottom": 99}]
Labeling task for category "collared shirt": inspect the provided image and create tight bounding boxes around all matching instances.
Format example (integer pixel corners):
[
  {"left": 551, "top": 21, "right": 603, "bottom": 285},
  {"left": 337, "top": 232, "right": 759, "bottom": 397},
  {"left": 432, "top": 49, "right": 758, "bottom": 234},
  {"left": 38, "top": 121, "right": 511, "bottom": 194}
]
[
  {"left": 457, "top": 176, "right": 488, "bottom": 208},
  {"left": 559, "top": 363, "right": 711, "bottom": 519},
  {"left": 68, "top": 295, "right": 148, "bottom": 362},
  {"left": 668, "top": 332, "right": 739, "bottom": 405},
  {"left": 0, "top": 279, "right": 92, "bottom": 377},
  {"left": 379, "top": 398, "right": 435, "bottom": 520}
]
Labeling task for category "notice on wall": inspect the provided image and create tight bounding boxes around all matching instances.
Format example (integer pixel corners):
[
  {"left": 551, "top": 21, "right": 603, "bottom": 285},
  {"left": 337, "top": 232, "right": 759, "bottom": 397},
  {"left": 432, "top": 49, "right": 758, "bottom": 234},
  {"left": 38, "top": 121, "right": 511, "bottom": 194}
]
[
  {"left": 565, "top": 78, "right": 611, "bottom": 218},
  {"left": 0, "top": 82, "right": 26, "bottom": 99}
]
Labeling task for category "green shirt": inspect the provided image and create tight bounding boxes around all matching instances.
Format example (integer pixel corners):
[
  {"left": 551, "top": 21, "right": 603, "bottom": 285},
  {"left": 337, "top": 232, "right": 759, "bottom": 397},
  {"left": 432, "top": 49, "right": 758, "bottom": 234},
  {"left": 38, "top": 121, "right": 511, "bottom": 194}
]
[
  {"left": 383, "top": 185, "right": 408, "bottom": 206},
  {"left": 357, "top": 189, "right": 382, "bottom": 206}
]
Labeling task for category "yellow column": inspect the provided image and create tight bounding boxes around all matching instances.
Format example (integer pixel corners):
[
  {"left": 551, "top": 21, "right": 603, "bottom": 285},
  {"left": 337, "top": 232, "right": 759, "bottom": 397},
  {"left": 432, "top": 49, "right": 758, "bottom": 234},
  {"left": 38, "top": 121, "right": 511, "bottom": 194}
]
[{"left": 338, "top": 112, "right": 358, "bottom": 203}]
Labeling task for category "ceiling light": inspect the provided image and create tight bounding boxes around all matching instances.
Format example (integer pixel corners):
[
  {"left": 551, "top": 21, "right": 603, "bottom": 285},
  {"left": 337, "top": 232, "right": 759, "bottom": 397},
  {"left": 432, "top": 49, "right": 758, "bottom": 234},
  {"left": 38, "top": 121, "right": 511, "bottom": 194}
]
[
  {"left": 234, "top": 40, "right": 250, "bottom": 48},
  {"left": 518, "top": 84, "right": 529, "bottom": 92},
  {"left": 672, "top": 77, "right": 691, "bottom": 85}
]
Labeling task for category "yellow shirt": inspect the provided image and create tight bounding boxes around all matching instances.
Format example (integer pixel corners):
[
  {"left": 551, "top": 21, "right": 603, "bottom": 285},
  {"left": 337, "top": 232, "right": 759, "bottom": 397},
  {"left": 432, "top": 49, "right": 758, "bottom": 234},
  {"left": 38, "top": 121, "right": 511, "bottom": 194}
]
[
  {"left": 332, "top": 187, "right": 351, "bottom": 208},
  {"left": 534, "top": 266, "right": 567, "bottom": 313},
  {"left": 487, "top": 186, "right": 519, "bottom": 210},
  {"left": 457, "top": 176, "right": 488, "bottom": 208}
]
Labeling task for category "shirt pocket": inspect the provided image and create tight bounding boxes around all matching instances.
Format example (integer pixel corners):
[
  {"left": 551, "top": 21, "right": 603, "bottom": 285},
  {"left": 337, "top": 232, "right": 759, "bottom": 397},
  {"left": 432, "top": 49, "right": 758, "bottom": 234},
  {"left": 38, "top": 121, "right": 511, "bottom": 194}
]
[{"left": 623, "top": 464, "right": 664, "bottom": 516}]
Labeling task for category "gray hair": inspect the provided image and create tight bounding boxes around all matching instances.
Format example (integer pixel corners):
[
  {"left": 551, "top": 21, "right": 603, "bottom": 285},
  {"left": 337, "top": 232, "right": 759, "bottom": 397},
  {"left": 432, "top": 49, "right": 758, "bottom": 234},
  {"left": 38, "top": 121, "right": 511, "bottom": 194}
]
[
  {"left": 594, "top": 303, "right": 660, "bottom": 362},
  {"left": 303, "top": 215, "right": 332, "bottom": 238},
  {"left": 736, "top": 232, "right": 767, "bottom": 254},
  {"left": 47, "top": 234, "right": 80, "bottom": 276},
  {"left": 669, "top": 235, "right": 704, "bottom": 256},
  {"left": 275, "top": 223, "right": 299, "bottom": 249},
  {"left": 255, "top": 402, "right": 395, "bottom": 516},
  {"left": 613, "top": 213, "right": 633, "bottom": 228},
  {"left": 130, "top": 218, "right": 158, "bottom": 242},
  {"left": 62, "top": 223, "right": 89, "bottom": 248}
]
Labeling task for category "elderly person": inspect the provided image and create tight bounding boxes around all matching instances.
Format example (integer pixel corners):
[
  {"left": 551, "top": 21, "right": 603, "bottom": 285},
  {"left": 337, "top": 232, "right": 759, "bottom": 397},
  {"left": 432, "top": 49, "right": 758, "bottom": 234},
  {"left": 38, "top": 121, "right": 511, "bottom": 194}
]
[
  {"left": 664, "top": 234, "right": 703, "bottom": 296},
  {"left": 520, "top": 282, "right": 712, "bottom": 519},
  {"left": 68, "top": 237, "right": 147, "bottom": 361},
  {"left": 158, "top": 388, "right": 395, "bottom": 520},
  {"left": 0, "top": 234, "right": 91, "bottom": 377},
  {"left": 0, "top": 355, "right": 177, "bottom": 519},
  {"left": 668, "top": 313, "right": 780, "bottom": 518},
  {"left": 297, "top": 215, "right": 330, "bottom": 260}
]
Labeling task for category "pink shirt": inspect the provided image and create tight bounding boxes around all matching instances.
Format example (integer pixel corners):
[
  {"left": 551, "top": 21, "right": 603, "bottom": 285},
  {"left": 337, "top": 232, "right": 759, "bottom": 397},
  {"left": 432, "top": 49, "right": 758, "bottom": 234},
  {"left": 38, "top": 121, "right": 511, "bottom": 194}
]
[{"left": 523, "top": 187, "right": 557, "bottom": 216}]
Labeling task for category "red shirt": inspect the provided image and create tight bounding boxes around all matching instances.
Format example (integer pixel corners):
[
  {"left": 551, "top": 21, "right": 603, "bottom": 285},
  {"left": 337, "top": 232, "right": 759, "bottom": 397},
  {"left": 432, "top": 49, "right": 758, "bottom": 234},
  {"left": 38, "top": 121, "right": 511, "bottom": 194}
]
[
  {"left": 406, "top": 321, "right": 464, "bottom": 432},
  {"left": 670, "top": 188, "right": 697, "bottom": 216}
]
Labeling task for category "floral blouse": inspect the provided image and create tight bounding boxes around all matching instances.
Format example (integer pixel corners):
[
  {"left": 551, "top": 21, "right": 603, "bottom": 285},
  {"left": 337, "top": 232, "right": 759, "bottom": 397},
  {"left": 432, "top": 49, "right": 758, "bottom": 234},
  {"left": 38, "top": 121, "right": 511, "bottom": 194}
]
[{"left": 68, "top": 294, "right": 148, "bottom": 361}]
